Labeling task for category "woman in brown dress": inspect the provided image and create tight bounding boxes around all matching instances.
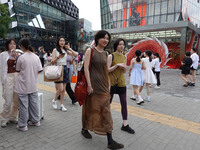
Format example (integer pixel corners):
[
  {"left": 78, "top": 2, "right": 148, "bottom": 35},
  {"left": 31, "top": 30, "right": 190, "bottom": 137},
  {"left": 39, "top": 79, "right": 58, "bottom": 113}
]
[{"left": 81, "top": 30, "right": 124, "bottom": 149}]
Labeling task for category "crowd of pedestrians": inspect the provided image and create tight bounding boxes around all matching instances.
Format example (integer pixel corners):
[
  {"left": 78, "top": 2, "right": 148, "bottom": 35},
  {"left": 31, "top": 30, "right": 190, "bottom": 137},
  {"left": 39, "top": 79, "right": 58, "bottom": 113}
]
[{"left": 0, "top": 29, "right": 199, "bottom": 149}]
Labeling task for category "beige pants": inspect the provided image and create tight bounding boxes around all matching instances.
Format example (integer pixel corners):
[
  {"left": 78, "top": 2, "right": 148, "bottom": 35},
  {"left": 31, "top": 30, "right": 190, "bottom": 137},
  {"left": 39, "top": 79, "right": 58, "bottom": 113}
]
[{"left": 0, "top": 73, "right": 18, "bottom": 123}]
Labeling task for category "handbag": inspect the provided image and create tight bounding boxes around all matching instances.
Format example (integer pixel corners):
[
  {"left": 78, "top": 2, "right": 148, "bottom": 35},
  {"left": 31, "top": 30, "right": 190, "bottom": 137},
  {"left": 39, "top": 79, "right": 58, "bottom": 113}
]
[
  {"left": 71, "top": 73, "right": 77, "bottom": 83},
  {"left": 44, "top": 65, "right": 64, "bottom": 82},
  {"left": 74, "top": 49, "right": 93, "bottom": 106},
  {"left": 110, "top": 71, "right": 122, "bottom": 94}
]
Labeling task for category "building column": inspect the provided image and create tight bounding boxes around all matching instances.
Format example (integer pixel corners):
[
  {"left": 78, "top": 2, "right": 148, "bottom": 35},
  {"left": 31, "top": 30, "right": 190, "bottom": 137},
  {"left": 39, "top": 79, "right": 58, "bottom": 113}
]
[
  {"left": 198, "top": 35, "right": 200, "bottom": 55},
  {"left": 180, "top": 27, "right": 187, "bottom": 61}
]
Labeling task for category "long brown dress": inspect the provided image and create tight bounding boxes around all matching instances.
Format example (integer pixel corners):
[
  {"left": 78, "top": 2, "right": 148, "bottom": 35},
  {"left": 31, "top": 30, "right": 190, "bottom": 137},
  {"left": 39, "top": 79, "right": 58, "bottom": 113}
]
[{"left": 82, "top": 48, "right": 113, "bottom": 135}]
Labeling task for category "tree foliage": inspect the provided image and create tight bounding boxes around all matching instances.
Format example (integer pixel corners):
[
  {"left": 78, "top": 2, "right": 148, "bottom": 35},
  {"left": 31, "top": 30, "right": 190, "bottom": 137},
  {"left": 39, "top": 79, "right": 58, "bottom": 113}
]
[{"left": 0, "top": 4, "right": 11, "bottom": 39}]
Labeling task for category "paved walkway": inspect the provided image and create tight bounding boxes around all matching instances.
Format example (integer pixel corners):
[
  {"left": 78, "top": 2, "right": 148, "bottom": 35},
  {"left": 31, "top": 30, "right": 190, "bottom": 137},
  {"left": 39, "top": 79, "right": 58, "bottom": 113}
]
[{"left": 0, "top": 69, "right": 200, "bottom": 150}]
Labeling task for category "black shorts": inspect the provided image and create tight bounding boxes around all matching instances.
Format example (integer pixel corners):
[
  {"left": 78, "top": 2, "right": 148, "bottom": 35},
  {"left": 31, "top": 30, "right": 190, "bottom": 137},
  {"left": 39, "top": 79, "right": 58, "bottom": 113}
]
[
  {"left": 181, "top": 67, "right": 190, "bottom": 75},
  {"left": 190, "top": 67, "right": 197, "bottom": 71}
]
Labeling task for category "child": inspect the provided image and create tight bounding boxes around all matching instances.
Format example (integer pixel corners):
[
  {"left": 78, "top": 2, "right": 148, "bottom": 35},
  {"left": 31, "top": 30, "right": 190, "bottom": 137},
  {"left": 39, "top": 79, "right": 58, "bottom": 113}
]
[{"left": 129, "top": 50, "right": 146, "bottom": 105}]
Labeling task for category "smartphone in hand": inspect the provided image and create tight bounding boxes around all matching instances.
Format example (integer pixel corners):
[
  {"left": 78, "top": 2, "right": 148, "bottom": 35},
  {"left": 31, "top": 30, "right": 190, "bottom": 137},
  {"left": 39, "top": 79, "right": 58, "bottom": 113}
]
[{"left": 9, "top": 49, "right": 16, "bottom": 59}]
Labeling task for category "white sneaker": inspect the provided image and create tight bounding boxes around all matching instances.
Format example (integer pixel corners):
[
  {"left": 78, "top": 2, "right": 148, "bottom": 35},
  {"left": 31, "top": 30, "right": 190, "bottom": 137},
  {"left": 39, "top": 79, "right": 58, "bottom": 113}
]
[
  {"left": 60, "top": 104, "right": 67, "bottom": 112},
  {"left": 137, "top": 96, "right": 144, "bottom": 105},
  {"left": 137, "top": 99, "right": 144, "bottom": 105},
  {"left": 1, "top": 122, "right": 7, "bottom": 128},
  {"left": 52, "top": 99, "right": 58, "bottom": 109},
  {"left": 155, "top": 85, "right": 160, "bottom": 89},
  {"left": 130, "top": 95, "right": 136, "bottom": 100},
  {"left": 145, "top": 97, "right": 151, "bottom": 102}
]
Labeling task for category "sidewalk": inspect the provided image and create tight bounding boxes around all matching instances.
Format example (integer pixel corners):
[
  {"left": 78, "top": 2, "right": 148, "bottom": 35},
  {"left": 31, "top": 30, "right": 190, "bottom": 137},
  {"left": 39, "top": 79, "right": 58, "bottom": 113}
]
[{"left": 0, "top": 69, "right": 200, "bottom": 150}]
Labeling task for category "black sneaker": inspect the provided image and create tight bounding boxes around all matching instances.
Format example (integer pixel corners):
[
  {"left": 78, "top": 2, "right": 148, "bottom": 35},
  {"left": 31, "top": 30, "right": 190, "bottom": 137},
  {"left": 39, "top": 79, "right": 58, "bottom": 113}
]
[
  {"left": 107, "top": 141, "right": 124, "bottom": 149},
  {"left": 121, "top": 124, "right": 135, "bottom": 134},
  {"left": 81, "top": 129, "right": 92, "bottom": 139},
  {"left": 72, "top": 99, "right": 77, "bottom": 104},
  {"left": 189, "top": 83, "right": 195, "bottom": 86}
]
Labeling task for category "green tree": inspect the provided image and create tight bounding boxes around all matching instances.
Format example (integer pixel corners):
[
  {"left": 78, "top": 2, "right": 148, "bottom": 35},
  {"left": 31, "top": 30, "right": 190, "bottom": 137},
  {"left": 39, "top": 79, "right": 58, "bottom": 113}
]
[{"left": 0, "top": 4, "right": 11, "bottom": 39}]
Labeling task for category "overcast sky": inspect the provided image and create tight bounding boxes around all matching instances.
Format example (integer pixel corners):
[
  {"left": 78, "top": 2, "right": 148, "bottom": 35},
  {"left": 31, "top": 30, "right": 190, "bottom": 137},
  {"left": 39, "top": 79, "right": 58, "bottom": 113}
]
[{"left": 72, "top": 0, "right": 101, "bottom": 30}]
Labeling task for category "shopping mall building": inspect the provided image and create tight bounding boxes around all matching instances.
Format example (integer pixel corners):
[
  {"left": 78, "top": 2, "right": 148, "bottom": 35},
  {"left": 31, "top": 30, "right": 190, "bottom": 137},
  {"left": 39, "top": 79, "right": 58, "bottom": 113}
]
[
  {"left": 0, "top": 0, "right": 79, "bottom": 51},
  {"left": 100, "top": 0, "right": 200, "bottom": 68}
]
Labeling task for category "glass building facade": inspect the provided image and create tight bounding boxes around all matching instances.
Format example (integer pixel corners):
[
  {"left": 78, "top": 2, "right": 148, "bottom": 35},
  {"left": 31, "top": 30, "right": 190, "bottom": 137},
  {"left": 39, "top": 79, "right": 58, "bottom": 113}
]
[
  {"left": 1, "top": 0, "right": 79, "bottom": 51},
  {"left": 78, "top": 18, "right": 93, "bottom": 50},
  {"left": 101, "top": 0, "right": 200, "bottom": 29},
  {"left": 100, "top": 0, "right": 200, "bottom": 68}
]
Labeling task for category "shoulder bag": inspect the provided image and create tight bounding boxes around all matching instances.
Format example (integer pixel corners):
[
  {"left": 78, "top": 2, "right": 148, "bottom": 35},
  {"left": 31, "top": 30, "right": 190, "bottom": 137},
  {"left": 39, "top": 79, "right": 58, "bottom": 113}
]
[{"left": 74, "top": 48, "right": 93, "bottom": 106}]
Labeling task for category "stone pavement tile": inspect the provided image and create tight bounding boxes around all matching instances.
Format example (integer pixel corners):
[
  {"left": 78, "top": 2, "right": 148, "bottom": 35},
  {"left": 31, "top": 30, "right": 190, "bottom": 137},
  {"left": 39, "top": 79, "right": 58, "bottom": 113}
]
[
  {"left": 193, "top": 136, "right": 200, "bottom": 150},
  {"left": 1, "top": 70, "right": 200, "bottom": 150},
  {"left": 163, "top": 143, "right": 177, "bottom": 150},
  {"left": 181, "top": 133, "right": 198, "bottom": 150},
  {"left": 125, "top": 88, "right": 200, "bottom": 123}
]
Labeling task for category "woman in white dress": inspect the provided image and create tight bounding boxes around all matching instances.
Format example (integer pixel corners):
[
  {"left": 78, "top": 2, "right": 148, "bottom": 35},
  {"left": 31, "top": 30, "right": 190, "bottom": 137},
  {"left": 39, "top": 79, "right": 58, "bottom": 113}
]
[
  {"left": 139, "top": 50, "right": 156, "bottom": 102},
  {"left": 129, "top": 50, "right": 146, "bottom": 105}
]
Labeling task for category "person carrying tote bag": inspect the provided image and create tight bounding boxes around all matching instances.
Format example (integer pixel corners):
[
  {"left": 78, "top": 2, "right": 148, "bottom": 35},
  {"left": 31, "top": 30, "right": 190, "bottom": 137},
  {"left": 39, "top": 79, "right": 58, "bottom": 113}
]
[
  {"left": 51, "top": 36, "right": 78, "bottom": 112},
  {"left": 44, "top": 64, "right": 63, "bottom": 82}
]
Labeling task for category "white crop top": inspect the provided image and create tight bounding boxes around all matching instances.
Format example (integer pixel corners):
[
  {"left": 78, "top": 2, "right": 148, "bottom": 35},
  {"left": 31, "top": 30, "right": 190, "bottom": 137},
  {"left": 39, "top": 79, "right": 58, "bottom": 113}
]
[{"left": 56, "top": 49, "right": 67, "bottom": 66}]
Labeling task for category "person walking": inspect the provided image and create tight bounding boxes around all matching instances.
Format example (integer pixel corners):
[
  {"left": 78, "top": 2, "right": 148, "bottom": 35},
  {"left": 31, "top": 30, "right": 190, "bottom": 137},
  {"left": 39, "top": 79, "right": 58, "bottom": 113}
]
[
  {"left": 108, "top": 38, "right": 135, "bottom": 134},
  {"left": 15, "top": 38, "right": 43, "bottom": 131},
  {"left": 153, "top": 53, "right": 161, "bottom": 88},
  {"left": 51, "top": 37, "right": 78, "bottom": 111},
  {"left": 129, "top": 50, "right": 146, "bottom": 105},
  {"left": 65, "top": 42, "right": 78, "bottom": 104},
  {"left": 190, "top": 48, "right": 199, "bottom": 86},
  {"left": 38, "top": 46, "right": 45, "bottom": 67},
  {"left": 81, "top": 30, "right": 124, "bottom": 149},
  {"left": 0, "top": 39, "right": 19, "bottom": 128},
  {"left": 139, "top": 50, "right": 156, "bottom": 102},
  {"left": 180, "top": 52, "right": 193, "bottom": 87}
]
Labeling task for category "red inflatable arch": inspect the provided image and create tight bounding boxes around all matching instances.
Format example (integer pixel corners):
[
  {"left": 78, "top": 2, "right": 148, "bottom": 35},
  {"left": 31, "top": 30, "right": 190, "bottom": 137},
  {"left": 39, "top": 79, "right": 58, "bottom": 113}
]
[{"left": 126, "top": 37, "right": 168, "bottom": 68}]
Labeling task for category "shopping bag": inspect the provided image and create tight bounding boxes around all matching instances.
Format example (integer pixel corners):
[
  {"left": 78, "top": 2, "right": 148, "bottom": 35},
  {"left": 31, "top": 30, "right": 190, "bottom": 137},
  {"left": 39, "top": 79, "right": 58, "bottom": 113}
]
[{"left": 71, "top": 74, "right": 77, "bottom": 83}]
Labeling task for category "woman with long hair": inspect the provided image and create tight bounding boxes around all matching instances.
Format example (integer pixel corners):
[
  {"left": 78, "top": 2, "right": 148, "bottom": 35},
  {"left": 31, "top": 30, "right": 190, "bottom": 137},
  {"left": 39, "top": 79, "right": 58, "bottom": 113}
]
[
  {"left": 0, "top": 39, "right": 19, "bottom": 128},
  {"left": 51, "top": 36, "right": 77, "bottom": 111},
  {"left": 153, "top": 53, "right": 161, "bottom": 88},
  {"left": 81, "top": 30, "right": 124, "bottom": 149},
  {"left": 139, "top": 50, "right": 156, "bottom": 102},
  {"left": 15, "top": 38, "right": 43, "bottom": 131},
  {"left": 108, "top": 38, "right": 135, "bottom": 134},
  {"left": 129, "top": 50, "right": 146, "bottom": 105}
]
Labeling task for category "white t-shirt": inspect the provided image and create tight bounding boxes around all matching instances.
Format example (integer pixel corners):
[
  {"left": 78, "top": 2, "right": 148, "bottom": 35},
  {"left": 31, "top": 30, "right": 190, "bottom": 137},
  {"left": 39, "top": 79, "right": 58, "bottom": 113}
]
[
  {"left": 153, "top": 58, "right": 161, "bottom": 72},
  {"left": 15, "top": 52, "right": 43, "bottom": 94},
  {"left": 190, "top": 53, "right": 199, "bottom": 69}
]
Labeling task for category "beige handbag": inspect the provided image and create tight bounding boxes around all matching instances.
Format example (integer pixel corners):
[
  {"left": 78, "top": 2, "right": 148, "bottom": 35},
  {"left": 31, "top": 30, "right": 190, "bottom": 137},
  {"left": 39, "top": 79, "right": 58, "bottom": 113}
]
[{"left": 44, "top": 65, "right": 63, "bottom": 80}]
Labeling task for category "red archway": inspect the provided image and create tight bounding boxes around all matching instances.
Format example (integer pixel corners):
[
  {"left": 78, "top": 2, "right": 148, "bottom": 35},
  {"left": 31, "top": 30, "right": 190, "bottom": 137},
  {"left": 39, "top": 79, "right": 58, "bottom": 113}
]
[{"left": 126, "top": 37, "right": 168, "bottom": 68}]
